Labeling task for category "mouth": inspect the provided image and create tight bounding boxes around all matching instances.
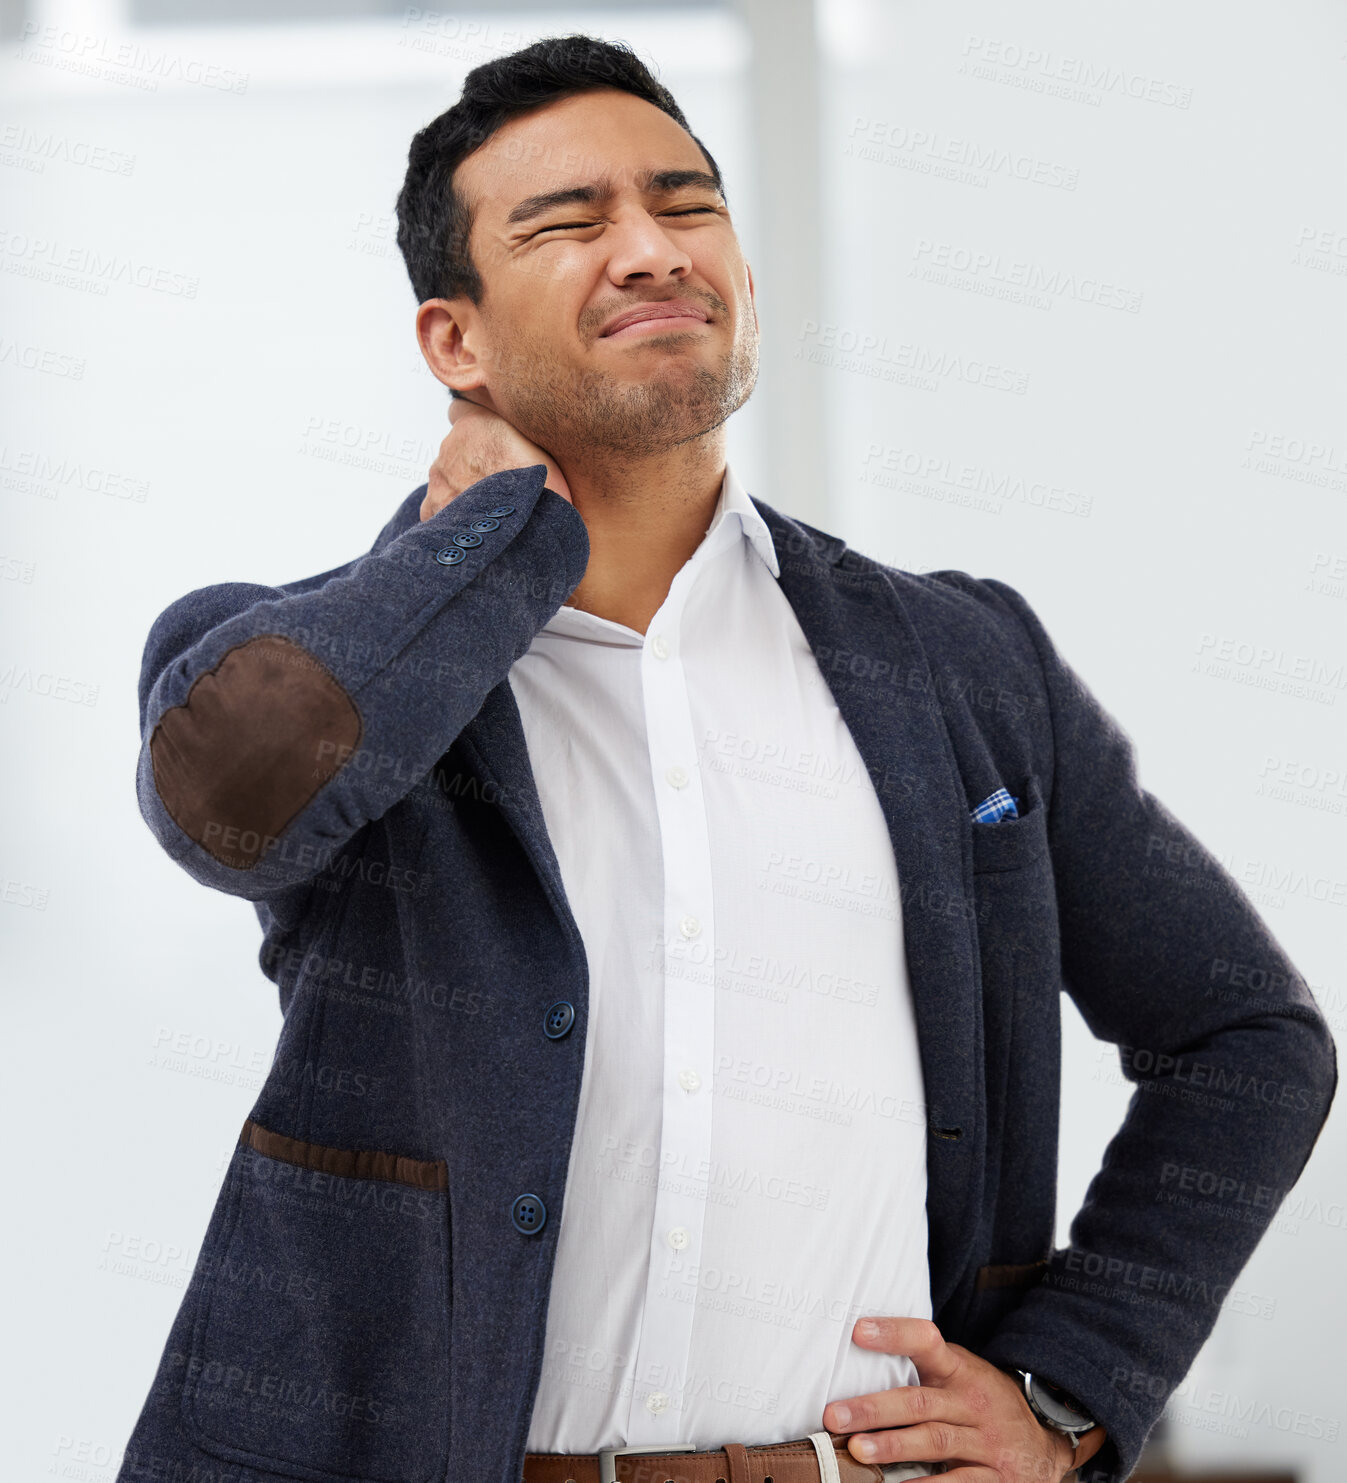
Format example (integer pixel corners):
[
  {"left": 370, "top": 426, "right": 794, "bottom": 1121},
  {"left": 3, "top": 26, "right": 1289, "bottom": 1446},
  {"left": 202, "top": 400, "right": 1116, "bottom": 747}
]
[{"left": 598, "top": 302, "right": 711, "bottom": 339}]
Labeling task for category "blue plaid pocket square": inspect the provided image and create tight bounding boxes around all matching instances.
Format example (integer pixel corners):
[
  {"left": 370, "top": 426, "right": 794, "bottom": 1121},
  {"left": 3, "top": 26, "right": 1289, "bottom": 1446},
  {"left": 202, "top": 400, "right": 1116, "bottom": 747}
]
[{"left": 969, "top": 787, "right": 1019, "bottom": 824}]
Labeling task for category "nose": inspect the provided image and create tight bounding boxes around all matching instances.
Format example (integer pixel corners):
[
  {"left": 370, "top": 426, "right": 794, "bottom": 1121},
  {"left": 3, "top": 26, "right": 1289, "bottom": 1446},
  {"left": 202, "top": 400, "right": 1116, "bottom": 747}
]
[{"left": 603, "top": 207, "right": 695, "bottom": 287}]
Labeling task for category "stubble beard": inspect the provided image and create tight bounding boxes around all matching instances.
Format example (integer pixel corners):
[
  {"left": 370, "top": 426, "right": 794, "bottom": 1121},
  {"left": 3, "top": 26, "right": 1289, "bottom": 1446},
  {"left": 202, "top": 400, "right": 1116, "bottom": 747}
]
[{"left": 495, "top": 320, "right": 759, "bottom": 467}]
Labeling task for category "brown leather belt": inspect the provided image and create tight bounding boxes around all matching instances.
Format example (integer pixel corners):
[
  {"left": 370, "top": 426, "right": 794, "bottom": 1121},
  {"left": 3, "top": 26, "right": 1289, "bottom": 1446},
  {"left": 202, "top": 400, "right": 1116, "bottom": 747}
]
[{"left": 523, "top": 1432, "right": 891, "bottom": 1483}]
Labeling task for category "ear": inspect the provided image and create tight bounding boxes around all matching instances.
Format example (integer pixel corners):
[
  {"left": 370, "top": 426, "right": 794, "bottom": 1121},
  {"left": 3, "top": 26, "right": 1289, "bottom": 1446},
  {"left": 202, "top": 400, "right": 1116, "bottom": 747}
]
[
  {"left": 745, "top": 261, "right": 758, "bottom": 333},
  {"left": 415, "top": 298, "right": 491, "bottom": 398}
]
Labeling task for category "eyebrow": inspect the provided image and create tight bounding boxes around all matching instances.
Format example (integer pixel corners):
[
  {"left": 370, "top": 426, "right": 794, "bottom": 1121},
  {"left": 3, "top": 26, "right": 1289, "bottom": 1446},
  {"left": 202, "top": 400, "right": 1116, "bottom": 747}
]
[{"left": 504, "top": 168, "right": 724, "bottom": 227}]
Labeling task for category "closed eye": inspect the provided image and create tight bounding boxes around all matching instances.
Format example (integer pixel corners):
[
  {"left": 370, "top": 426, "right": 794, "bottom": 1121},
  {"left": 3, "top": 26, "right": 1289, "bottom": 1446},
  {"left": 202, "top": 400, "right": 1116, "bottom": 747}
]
[{"left": 534, "top": 207, "right": 721, "bottom": 236}]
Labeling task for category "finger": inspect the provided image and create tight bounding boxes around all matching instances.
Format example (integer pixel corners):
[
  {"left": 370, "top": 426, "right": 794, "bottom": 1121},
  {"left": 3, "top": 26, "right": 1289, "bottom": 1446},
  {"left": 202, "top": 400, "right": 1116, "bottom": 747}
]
[
  {"left": 824, "top": 1385, "right": 976, "bottom": 1435},
  {"left": 448, "top": 395, "right": 491, "bottom": 425},
  {"left": 852, "top": 1318, "right": 960, "bottom": 1386},
  {"left": 543, "top": 462, "right": 573, "bottom": 505},
  {"left": 421, "top": 448, "right": 445, "bottom": 515},
  {"left": 924, "top": 1469, "right": 997, "bottom": 1482},
  {"left": 844, "top": 1421, "right": 985, "bottom": 1470}
]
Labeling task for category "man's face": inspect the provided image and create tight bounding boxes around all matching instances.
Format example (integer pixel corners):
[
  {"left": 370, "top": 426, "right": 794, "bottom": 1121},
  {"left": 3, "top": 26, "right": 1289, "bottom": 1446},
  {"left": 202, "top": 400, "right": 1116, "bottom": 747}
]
[{"left": 431, "top": 87, "right": 759, "bottom": 464}]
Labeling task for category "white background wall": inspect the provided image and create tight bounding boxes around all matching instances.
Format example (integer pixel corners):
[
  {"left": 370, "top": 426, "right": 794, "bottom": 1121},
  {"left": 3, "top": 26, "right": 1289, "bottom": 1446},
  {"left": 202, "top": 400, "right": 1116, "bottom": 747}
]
[{"left": 2, "top": 1, "right": 1343, "bottom": 1479}]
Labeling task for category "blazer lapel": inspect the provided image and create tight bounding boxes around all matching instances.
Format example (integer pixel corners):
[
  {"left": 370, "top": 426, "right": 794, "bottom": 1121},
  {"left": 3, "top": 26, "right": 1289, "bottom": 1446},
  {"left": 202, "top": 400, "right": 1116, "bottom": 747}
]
[
  {"left": 456, "top": 682, "right": 588, "bottom": 979},
  {"left": 754, "top": 498, "right": 986, "bottom": 1321}
]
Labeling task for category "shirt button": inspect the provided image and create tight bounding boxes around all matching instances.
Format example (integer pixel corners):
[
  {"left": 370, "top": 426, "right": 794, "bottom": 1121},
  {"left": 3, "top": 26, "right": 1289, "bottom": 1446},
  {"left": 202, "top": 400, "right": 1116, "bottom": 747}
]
[
  {"left": 651, "top": 633, "right": 669, "bottom": 659},
  {"left": 645, "top": 1391, "right": 670, "bottom": 1415},
  {"left": 679, "top": 915, "right": 701, "bottom": 939},
  {"left": 678, "top": 1068, "right": 701, "bottom": 1093},
  {"left": 665, "top": 765, "right": 689, "bottom": 789},
  {"left": 667, "top": 1226, "right": 690, "bottom": 1250}
]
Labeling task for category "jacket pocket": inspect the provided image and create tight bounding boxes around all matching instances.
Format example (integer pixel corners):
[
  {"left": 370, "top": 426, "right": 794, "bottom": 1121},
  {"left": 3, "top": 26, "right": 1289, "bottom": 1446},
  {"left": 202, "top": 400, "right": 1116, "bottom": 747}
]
[
  {"left": 975, "top": 1258, "right": 1049, "bottom": 1291},
  {"left": 961, "top": 1258, "right": 1050, "bottom": 1350},
  {"left": 969, "top": 773, "right": 1048, "bottom": 875},
  {"left": 180, "top": 1119, "right": 450, "bottom": 1483}
]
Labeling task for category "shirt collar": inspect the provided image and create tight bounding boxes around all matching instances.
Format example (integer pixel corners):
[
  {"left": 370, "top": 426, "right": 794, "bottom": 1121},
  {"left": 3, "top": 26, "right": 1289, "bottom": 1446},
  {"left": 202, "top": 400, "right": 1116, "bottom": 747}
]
[{"left": 715, "top": 461, "right": 780, "bottom": 579}]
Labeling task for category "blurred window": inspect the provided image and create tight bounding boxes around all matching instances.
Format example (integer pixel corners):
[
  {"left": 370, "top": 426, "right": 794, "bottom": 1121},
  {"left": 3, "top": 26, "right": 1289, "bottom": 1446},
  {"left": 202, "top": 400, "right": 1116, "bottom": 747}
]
[{"left": 131, "top": 0, "right": 724, "bottom": 24}]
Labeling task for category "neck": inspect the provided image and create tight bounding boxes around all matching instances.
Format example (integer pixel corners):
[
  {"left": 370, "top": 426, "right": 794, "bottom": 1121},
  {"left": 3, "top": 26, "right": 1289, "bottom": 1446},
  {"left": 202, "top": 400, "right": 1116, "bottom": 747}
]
[{"left": 556, "top": 433, "right": 728, "bottom": 636}]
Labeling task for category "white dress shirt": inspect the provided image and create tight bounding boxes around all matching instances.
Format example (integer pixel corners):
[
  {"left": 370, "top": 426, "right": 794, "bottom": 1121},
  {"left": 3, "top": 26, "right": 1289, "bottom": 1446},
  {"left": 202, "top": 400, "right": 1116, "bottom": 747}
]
[{"left": 509, "top": 463, "right": 934, "bottom": 1466}]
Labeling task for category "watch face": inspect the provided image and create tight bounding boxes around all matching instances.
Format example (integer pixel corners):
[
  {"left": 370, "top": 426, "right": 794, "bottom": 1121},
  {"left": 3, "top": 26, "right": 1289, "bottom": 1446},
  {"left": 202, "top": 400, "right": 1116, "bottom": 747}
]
[{"left": 1029, "top": 1374, "right": 1094, "bottom": 1432}]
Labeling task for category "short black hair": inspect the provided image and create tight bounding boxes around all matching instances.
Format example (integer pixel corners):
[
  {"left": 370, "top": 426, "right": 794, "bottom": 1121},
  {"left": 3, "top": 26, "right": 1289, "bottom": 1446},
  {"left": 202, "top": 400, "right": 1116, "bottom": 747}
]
[{"left": 395, "top": 34, "right": 725, "bottom": 310}]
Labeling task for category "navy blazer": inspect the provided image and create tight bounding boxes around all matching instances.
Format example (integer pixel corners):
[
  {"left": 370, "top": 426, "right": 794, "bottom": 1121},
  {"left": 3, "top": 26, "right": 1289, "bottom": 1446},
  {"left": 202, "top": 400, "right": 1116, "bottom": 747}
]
[{"left": 117, "top": 463, "right": 1336, "bottom": 1483}]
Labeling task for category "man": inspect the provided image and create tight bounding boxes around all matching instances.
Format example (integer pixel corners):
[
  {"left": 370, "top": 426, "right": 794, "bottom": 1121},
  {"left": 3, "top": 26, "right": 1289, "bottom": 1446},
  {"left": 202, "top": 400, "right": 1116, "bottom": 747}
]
[{"left": 117, "top": 34, "right": 1335, "bottom": 1483}]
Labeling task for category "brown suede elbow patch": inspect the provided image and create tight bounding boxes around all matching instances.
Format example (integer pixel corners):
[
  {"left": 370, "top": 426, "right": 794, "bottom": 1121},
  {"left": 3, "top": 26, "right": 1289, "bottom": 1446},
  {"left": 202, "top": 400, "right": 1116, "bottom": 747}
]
[{"left": 149, "top": 633, "right": 362, "bottom": 870}]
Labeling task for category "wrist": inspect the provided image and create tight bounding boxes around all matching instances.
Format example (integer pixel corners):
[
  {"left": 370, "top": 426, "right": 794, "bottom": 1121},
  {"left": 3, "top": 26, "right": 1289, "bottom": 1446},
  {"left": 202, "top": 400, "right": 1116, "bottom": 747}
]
[
  {"left": 997, "top": 1365, "right": 1103, "bottom": 1475},
  {"left": 1066, "top": 1423, "right": 1106, "bottom": 1474}
]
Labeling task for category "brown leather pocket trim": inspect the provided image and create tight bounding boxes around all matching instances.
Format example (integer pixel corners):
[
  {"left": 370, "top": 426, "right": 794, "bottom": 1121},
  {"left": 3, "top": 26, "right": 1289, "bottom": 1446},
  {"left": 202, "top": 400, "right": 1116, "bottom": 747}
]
[
  {"left": 975, "top": 1258, "right": 1049, "bottom": 1291},
  {"left": 239, "top": 1118, "right": 447, "bottom": 1192}
]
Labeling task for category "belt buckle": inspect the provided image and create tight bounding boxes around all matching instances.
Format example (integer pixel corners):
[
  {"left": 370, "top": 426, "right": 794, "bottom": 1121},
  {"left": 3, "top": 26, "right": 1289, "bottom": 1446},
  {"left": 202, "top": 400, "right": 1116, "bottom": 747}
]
[{"left": 597, "top": 1442, "right": 696, "bottom": 1483}]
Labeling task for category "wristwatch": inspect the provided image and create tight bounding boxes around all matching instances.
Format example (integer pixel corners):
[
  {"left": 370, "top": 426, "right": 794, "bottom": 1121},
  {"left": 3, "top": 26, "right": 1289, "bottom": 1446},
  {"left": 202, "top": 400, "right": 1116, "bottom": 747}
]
[{"left": 1002, "top": 1367, "right": 1098, "bottom": 1441}]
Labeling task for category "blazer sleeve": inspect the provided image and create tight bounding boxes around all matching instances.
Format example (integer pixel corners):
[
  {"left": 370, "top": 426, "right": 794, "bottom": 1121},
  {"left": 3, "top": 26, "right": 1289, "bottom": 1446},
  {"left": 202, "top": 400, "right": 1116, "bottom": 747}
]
[
  {"left": 136, "top": 464, "right": 588, "bottom": 902},
  {"left": 967, "top": 576, "right": 1338, "bottom": 1483}
]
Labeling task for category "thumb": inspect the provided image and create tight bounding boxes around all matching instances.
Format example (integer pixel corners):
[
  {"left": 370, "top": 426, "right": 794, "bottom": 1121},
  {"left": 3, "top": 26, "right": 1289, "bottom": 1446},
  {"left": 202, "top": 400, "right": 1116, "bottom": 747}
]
[
  {"left": 448, "top": 396, "right": 489, "bottom": 426},
  {"left": 543, "top": 458, "right": 573, "bottom": 506}
]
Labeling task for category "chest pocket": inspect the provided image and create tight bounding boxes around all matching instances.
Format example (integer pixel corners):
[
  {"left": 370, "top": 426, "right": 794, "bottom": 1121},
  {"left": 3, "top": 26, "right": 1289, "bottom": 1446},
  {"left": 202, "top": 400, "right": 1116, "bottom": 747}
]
[
  {"left": 969, "top": 772, "right": 1049, "bottom": 876},
  {"left": 967, "top": 773, "right": 1061, "bottom": 1232},
  {"left": 967, "top": 772, "right": 1056, "bottom": 978}
]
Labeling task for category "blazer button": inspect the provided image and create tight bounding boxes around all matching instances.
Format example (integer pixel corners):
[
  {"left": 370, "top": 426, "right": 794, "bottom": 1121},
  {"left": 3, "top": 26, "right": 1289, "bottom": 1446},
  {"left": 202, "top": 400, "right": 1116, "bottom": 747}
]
[
  {"left": 486, "top": 504, "right": 516, "bottom": 517},
  {"left": 469, "top": 518, "right": 500, "bottom": 533},
  {"left": 511, "top": 1193, "right": 547, "bottom": 1235},
  {"left": 543, "top": 1000, "right": 575, "bottom": 1039},
  {"left": 452, "top": 531, "right": 483, "bottom": 548},
  {"left": 435, "top": 547, "right": 465, "bottom": 566}
]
